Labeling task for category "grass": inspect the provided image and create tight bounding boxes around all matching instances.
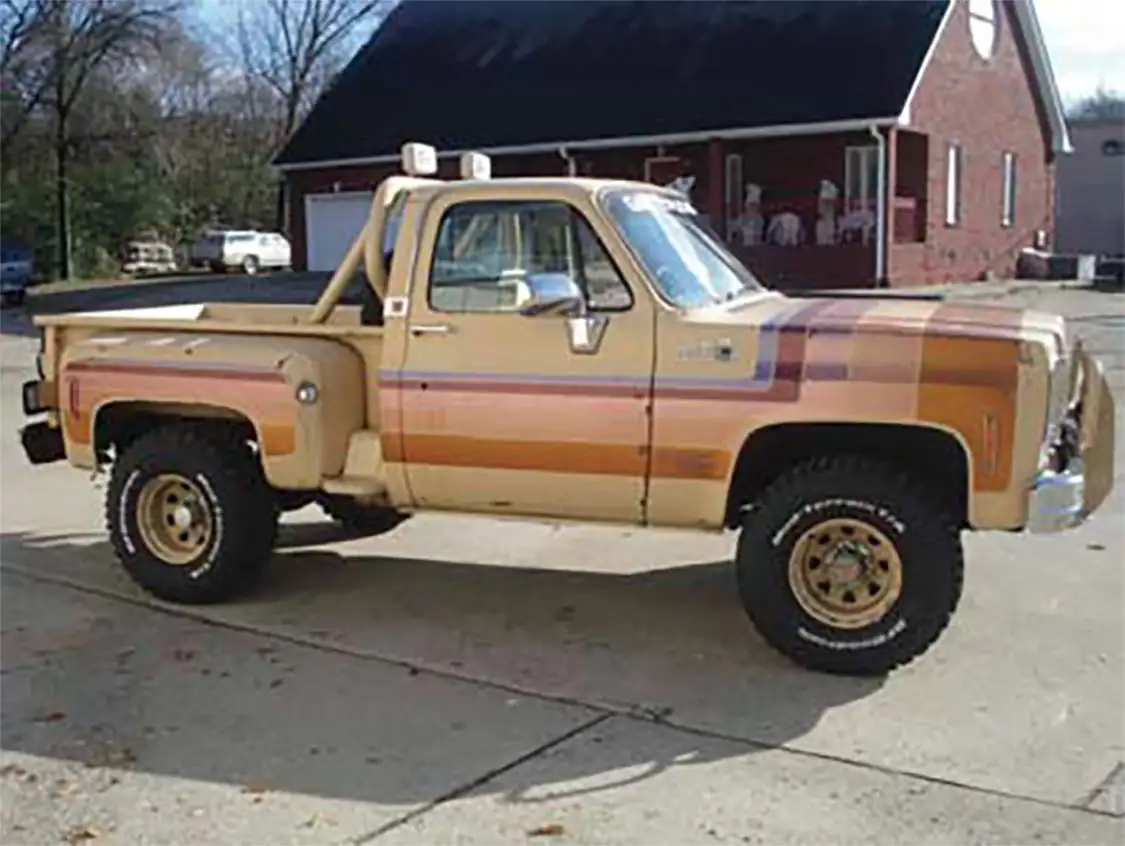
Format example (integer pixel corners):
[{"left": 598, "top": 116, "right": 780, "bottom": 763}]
[{"left": 27, "top": 268, "right": 214, "bottom": 297}]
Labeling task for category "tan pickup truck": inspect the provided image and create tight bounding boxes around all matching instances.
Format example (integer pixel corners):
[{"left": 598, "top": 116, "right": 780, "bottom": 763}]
[{"left": 18, "top": 144, "right": 1116, "bottom": 676}]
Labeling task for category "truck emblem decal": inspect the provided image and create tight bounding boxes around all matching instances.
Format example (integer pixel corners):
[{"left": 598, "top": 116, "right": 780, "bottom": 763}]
[{"left": 676, "top": 339, "right": 736, "bottom": 362}]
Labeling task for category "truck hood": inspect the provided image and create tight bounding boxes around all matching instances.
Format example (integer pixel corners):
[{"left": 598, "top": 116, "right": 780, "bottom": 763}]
[{"left": 694, "top": 293, "right": 1068, "bottom": 358}]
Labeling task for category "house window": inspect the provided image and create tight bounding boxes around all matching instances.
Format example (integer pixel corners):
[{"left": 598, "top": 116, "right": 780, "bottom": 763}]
[
  {"left": 845, "top": 145, "right": 880, "bottom": 214},
  {"left": 724, "top": 153, "right": 743, "bottom": 237},
  {"left": 945, "top": 142, "right": 963, "bottom": 227},
  {"left": 968, "top": 0, "right": 998, "bottom": 60},
  {"left": 1001, "top": 151, "right": 1017, "bottom": 228}
]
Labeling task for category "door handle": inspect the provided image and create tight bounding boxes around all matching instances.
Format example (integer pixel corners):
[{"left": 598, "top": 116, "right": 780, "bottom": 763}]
[{"left": 409, "top": 324, "right": 453, "bottom": 336}]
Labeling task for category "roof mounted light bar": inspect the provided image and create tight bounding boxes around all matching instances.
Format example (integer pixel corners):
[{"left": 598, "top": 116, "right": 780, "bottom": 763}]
[
  {"left": 401, "top": 142, "right": 437, "bottom": 176},
  {"left": 459, "top": 151, "right": 491, "bottom": 180}
]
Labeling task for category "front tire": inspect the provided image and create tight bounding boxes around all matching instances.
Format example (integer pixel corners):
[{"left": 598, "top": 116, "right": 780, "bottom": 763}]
[
  {"left": 735, "top": 455, "right": 963, "bottom": 676},
  {"left": 242, "top": 254, "right": 259, "bottom": 275},
  {"left": 106, "top": 424, "right": 278, "bottom": 604}
]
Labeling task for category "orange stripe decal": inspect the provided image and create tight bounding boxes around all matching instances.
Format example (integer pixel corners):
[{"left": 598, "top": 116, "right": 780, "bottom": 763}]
[
  {"left": 386, "top": 432, "right": 728, "bottom": 481},
  {"left": 919, "top": 305, "right": 1021, "bottom": 491}
]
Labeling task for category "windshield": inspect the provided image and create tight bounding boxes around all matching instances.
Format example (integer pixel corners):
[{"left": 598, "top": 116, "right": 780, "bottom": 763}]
[{"left": 600, "top": 188, "right": 765, "bottom": 309}]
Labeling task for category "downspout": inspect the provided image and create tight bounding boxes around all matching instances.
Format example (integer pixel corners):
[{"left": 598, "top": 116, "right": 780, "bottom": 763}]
[
  {"left": 558, "top": 146, "right": 577, "bottom": 176},
  {"left": 869, "top": 125, "right": 887, "bottom": 286}
]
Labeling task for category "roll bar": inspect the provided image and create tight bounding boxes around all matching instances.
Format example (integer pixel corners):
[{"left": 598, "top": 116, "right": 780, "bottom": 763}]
[{"left": 308, "top": 143, "right": 492, "bottom": 325}]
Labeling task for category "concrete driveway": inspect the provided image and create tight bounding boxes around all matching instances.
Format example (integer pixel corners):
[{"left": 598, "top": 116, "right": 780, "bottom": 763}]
[{"left": 0, "top": 282, "right": 1122, "bottom": 844}]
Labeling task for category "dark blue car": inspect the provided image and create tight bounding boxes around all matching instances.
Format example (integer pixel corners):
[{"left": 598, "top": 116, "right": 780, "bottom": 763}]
[{"left": 0, "top": 240, "right": 33, "bottom": 307}]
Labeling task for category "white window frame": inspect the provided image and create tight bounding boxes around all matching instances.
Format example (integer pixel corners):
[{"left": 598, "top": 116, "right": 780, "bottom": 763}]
[
  {"left": 945, "top": 142, "right": 962, "bottom": 227},
  {"left": 968, "top": 0, "right": 998, "bottom": 61},
  {"left": 1001, "top": 151, "right": 1017, "bottom": 228},
  {"left": 845, "top": 145, "right": 879, "bottom": 214}
]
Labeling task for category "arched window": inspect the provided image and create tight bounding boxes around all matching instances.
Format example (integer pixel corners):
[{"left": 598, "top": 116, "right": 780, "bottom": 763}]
[{"left": 968, "top": 0, "right": 998, "bottom": 60}]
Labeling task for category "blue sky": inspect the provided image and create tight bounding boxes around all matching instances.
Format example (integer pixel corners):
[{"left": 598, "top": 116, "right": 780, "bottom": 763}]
[{"left": 198, "top": 0, "right": 1124, "bottom": 105}]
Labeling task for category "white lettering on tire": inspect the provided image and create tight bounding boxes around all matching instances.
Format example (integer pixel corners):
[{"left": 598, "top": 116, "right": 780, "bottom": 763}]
[
  {"left": 119, "top": 468, "right": 143, "bottom": 556},
  {"left": 797, "top": 618, "right": 908, "bottom": 651},
  {"left": 771, "top": 497, "right": 907, "bottom": 548}
]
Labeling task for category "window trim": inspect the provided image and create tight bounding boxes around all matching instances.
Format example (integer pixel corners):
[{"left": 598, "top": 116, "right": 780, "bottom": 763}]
[
  {"left": 968, "top": 0, "right": 998, "bottom": 61},
  {"left": 1001, "top": 150, "right": 1017, "bottom": 228},
  {"left": 426, "top": 198, "right": 635, "bottom": 315},
  {"left": 724, "top": 153, "right": 743, "bottom": 220},
  {"left": 945, "top": 142, "right": 963, "bottom": 227},
  {"left": 844, "top": 145, "right": 879, "bottom": 214}
]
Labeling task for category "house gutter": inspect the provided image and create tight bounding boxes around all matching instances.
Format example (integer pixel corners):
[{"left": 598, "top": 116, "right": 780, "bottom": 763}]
[
  {"left": 869, "top": 125, "right": 887, "bottom": 286},
  {"left": 272, "top": 116, "right": 901, "bottom": 173}
]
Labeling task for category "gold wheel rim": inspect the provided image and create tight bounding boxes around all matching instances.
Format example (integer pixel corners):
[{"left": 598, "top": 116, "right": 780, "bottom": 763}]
[
  {"left": 135, "top": 473, "right": 213, "bottom": 566},
  {"left": 787, "top": 517, "right": 903, "bottom": 630}
]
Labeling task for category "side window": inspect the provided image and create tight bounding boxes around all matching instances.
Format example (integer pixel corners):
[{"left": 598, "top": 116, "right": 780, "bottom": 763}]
[{"left": 428, "top": 200, "right": 632, "bottom": 313}]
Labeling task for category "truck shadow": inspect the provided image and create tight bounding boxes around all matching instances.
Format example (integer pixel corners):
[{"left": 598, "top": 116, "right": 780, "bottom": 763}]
[{"left": 0, "top": 528, "right": 883, "bottom": 810}]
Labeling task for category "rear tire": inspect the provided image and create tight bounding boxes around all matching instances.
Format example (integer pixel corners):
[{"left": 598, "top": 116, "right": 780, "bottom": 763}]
[
  {"left": 735, "top": 455, "right": 963, "bottom": 676},
  {"left": 318, "top": 494, "right": 407, "bottom": 535},
  {"left": 242, "top": 255, "right": 259, "bottom": 275},
  {"left": 106, "top": 424, "right": 278, "bottom": 604}
]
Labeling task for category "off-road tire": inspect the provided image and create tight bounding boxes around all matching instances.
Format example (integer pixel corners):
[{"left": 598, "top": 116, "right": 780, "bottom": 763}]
[
  {"left": 318, "top": 494, "right": 407, "bottom": 535},
  {"left": 106, "top": 424, "right": 278, "bottom": 604},
  {"left": 735, "top": 455, "right": 963, "bottom": 676}
]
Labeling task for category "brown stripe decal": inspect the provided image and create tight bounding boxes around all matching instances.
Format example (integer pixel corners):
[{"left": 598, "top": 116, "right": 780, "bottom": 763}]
[
  {"left": 62, "top": 359, "right": 297, "bottom": 455},
  {"left": 64, "top": 359, "right": 287, "bottom": 383}
]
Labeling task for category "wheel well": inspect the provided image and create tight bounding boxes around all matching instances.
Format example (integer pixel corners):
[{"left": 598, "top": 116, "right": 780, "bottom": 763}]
[
  {"left": 724, "top": 422, "right": 970, "bottom": 529},
  {"left": 94, "top": 402, "right": 256, "bottom": 457}
]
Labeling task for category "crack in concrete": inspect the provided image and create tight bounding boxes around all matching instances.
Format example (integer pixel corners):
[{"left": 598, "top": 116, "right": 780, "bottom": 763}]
[
  {"left": 1078, "top": 761, "right": 1125, "bottom": 817},
  {"left": 345, "top": 713, "right": 615, "bottom": 845},
  {"left": 5, "top": 563, "right": 1122, "bottom": 828}
]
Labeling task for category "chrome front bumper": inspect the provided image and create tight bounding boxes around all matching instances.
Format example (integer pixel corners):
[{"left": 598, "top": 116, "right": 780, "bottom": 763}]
[
  {"left": 1027, "top": 459, "right": 1086, "bottom": 533},
  {"left": 1026, "top": 346, "right": 1115, "bottom": 533}
]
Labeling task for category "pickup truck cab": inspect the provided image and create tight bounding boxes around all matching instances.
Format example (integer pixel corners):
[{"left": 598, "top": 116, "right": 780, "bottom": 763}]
[{"left": 18, "top": 143, "right": 1116, "bottom": 676}]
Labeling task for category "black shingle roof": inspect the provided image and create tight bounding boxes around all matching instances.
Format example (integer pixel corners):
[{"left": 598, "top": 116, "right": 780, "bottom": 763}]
[{"left": 275, "top": 0, "right": 948, "bottom": 166}]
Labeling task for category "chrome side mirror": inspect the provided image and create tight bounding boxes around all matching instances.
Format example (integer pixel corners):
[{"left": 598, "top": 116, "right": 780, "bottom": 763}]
[{"left": 518, "top": 272, "right": 586, "bottom": 317}]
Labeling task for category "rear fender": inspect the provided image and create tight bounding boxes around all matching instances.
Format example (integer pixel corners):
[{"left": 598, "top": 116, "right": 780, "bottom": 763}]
[{"left": 59, "top": 333, "right": 366, "bottom": 489}]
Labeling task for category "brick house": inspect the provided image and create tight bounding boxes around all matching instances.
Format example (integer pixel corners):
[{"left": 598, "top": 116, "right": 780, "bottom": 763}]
[{"left": 274, "top": 0, "right": 1071, "bottom": 290}]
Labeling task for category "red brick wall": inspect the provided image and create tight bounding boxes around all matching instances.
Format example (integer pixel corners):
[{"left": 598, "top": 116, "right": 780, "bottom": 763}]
[
  {"left": 892, "top": 0, "right": 1056, "bottom": 286},
  {"left": 284, "top": 143, "right": 715, "bottom": 271},
  {"left": 284, "top": 135, "right": 876, "bottom": 288}
]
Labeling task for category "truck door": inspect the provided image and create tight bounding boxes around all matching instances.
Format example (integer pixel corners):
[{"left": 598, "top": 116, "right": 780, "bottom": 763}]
[{"left": 397, "top": 191, "right": 654, "bottom": 523}]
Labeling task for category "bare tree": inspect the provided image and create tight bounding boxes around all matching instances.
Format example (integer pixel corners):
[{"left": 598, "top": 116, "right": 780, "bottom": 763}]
[
  {"left": 1, "top": 0, "right": 50, "bottom": 151},
  {"left": 1067, "top": 86, "right": 1125, "bottom": 122},
  {"left": 28, "top": 0, "right": 184, "bottom": 278},
  {"left": 236, "top": 0, "right": 392, "bottom": 229},
  {"left": 238, "top": 0, "right": 390, "bottom": 144}
]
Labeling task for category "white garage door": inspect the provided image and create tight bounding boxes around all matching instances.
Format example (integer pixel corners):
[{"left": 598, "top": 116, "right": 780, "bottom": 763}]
[{"left": 304, "top": 191, "right": 375, "bottom": 272}]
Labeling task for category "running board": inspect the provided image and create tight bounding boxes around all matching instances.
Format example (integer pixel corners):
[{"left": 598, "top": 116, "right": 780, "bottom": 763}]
[{"left": 321, "top": 475, "right": 388, "bottom": 497}]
